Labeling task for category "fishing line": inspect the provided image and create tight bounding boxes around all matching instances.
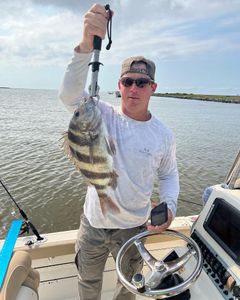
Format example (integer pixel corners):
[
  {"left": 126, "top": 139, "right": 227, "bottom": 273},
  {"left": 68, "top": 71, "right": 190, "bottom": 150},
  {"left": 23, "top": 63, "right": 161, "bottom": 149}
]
[
  {"left": 178, "top": 198, "right": 202, "bottom": 207},
  {"left": 105, "top": 4, "right": 112, "bottom": 50},
  {"left": 0, "top": 179, "right": 44, "bottom": 241}
]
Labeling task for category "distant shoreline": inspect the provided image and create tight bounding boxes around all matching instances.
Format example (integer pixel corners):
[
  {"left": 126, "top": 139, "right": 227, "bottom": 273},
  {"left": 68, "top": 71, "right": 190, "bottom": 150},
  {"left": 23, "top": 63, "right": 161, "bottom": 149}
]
[
  {"left": 153, "top": 93, "right": 240, "bottom": 104},
  {"left": 0, "top": 86, "right": 10, "bottom": 89}
]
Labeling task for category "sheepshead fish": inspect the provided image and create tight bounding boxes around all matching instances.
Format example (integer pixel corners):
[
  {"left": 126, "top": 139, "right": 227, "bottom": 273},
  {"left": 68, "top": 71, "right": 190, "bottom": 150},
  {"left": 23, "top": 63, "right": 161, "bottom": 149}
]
[{"left": 63, "top": 98, "right": 119, "bottom": 214}]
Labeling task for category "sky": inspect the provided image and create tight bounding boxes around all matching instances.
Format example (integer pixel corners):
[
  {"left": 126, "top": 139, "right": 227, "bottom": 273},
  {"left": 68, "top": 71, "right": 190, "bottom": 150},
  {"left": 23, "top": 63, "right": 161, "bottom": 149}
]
[{"left": 0, "top": 0, "right": 240, "bottom": 95}]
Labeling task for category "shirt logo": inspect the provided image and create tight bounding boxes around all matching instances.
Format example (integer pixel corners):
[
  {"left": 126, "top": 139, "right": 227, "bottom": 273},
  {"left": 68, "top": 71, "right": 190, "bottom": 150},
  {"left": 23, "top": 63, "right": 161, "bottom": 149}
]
[{"left": 139, "top": 148, "right": 152, "bottom": 156}]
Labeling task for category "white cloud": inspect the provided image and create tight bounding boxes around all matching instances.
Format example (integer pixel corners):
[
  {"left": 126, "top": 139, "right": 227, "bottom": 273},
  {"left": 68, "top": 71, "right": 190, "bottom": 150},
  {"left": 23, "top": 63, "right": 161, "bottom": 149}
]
[
  {"left": 218, "top": 15, "right": 240, "bottom": 28},
  {"left": 0, "top": 5, "right": 82, "bottom": 66},
  {"left": 0, "top": 0, "right": 240, "bottom": 68}
]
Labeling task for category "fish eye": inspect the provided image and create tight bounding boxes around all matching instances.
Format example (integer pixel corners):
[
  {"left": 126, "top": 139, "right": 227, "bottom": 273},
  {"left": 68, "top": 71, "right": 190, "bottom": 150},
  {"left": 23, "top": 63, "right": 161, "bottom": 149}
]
[{"left": 74, "top": 111, "right": 80, "bottom": 118}]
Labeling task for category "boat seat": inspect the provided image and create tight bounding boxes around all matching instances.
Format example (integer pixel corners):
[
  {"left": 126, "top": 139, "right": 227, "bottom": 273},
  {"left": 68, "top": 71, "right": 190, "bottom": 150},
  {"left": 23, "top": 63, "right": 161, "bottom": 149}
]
[{"left": 0, "top": 251, "right": 40, "bottom": 300}]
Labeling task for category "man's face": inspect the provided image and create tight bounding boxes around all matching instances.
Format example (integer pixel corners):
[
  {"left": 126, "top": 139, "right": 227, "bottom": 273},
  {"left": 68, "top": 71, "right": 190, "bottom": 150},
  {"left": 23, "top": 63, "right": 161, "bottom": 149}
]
[{"left": 118, "top": 62, "right": 157, "bottom": 119}]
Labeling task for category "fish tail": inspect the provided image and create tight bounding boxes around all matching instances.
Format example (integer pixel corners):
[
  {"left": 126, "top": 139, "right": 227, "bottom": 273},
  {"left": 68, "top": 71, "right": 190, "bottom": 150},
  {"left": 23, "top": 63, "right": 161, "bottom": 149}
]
[{"left": 99, "top": 194, "right": 120, "bottom": 215}]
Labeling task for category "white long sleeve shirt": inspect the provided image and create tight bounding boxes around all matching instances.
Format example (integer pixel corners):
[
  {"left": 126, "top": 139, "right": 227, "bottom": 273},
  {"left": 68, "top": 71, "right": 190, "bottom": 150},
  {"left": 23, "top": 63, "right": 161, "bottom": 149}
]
[{"left": 59, "top": 51, "right": 179, "bottom": 229}]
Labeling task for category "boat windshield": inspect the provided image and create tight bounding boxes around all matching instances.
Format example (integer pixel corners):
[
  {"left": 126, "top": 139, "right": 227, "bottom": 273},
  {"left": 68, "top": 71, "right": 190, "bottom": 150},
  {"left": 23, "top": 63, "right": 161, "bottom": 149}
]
[{"left": 225, "top": 150, "right": 240, "bottom": 189}]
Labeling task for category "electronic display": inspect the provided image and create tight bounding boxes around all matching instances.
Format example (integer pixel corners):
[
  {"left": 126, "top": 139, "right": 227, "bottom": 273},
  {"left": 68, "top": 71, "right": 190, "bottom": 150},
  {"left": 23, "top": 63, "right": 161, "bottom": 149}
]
[
  {"left": 204, "top": 198, "right": 240, "bottom": 265},
  {"left": 150, "top": 202, "right": 168, "bottom": 226}
]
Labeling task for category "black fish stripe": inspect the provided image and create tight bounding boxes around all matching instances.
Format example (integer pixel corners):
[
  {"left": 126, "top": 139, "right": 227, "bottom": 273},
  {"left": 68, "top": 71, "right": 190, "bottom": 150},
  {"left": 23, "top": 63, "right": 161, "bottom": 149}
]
[
  {"left": 68, "top": 130, "right": 92, "bottom": 146},
  {"left": 92, "top": 183, "right": 107, "bottom": 190},
  {"left": 81, "top": 169, "right": 111, "bottom": 179},
  {"left": 69, "top": 146, "right": 107, "bottom": 164}
]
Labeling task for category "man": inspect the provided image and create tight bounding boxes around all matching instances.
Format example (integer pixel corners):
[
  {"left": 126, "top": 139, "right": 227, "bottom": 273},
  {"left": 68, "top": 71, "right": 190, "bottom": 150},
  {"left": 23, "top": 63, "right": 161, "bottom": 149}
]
[{"left": 59, "top": 4, "right": 179, "bottom": 300}]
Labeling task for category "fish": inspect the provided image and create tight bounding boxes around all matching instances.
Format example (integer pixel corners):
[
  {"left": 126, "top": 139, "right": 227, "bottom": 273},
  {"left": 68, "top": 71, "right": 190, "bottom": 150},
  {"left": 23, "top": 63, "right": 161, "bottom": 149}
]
[{"left": 63, "top": 97, "right": 119, "bottom": 215}]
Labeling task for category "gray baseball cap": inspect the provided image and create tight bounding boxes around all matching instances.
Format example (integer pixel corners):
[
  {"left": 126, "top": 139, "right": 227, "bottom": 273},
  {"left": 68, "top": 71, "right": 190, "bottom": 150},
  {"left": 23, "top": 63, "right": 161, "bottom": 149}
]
[{"left": 120, "top": 56, "right": 156, "bottom": 80}]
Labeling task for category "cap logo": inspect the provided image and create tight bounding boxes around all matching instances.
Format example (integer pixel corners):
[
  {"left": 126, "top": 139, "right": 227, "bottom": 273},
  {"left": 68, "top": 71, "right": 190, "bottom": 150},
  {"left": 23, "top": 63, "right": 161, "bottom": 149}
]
[{"left": 129, "top": 67, "right": 149, "bottom": 76}]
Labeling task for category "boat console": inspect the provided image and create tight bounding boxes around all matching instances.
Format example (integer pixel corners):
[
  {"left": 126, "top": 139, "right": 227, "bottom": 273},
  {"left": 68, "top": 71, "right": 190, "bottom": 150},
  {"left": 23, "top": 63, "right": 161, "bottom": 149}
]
[
  {"left": 190, "top": 184, "right": 240, "bottom": 300},
  {"left": 117, "top": 184, "right": 240, "bottom": 300},
  {"left": 116, "top": 151, "right": 240, "bottom": 299}
]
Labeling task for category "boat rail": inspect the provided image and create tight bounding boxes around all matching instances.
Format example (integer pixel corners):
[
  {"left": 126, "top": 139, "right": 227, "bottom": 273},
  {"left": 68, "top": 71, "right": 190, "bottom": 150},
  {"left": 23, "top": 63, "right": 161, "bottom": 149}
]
[{"left": 224, "top": 150, "right": 240, "bottom": 189}]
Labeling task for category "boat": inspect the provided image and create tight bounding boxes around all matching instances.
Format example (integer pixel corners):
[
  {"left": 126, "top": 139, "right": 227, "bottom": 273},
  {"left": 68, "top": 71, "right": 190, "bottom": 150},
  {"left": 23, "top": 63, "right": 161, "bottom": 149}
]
[
  {"left": 0, "top": 150, "right": 239, "bottom": 300},
  {"left": 115, "top": 91, "right": 121, "bottom": 97}
]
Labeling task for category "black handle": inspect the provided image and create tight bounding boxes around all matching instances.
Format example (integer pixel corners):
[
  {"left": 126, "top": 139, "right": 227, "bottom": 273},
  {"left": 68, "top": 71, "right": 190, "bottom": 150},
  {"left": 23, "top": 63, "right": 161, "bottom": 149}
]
[{"left": 93, "top": 36, "right": 102, "bottom": 50}]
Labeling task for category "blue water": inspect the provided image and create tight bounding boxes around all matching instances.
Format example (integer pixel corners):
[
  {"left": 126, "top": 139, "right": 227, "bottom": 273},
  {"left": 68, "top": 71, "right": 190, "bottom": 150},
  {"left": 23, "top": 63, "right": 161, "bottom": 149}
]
[{"left": 0, "top": 88, "right": 239, "bottom": 238}]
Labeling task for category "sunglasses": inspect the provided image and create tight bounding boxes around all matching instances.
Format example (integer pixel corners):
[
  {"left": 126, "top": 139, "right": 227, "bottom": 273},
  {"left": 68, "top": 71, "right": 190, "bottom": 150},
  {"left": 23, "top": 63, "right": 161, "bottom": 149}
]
[{"left": 120, "top": 77, "right": 153, "bottom": 88}]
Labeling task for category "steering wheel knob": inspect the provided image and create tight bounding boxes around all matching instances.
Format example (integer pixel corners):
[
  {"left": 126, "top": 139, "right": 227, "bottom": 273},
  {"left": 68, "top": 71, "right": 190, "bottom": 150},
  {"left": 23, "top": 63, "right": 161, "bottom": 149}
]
[{"left": 132, "top": 273, "right": 145, "bottom": 289}]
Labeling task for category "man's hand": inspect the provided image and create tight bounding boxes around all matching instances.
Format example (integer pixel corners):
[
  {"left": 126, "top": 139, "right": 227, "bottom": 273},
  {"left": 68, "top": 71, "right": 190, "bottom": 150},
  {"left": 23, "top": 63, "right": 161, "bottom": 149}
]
[
  {"left": 78, "top": 4, "right": 112, "bottom": 53},
  {"left": 147, "top": 208, "right": 173, "bottom": 233}
]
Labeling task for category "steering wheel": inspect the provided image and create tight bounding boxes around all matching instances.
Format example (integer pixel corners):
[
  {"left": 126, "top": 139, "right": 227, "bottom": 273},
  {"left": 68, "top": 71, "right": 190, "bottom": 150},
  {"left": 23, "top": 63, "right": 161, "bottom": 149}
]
[{"left": 116, "top": 229, "right": 203, "bottom": 299}]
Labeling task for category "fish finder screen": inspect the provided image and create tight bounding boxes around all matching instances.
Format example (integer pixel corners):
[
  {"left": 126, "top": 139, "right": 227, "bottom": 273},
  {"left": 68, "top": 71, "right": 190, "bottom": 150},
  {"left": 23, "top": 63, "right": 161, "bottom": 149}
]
[{"left": 204, "top": 197, "right": 240, "bottom": 265}]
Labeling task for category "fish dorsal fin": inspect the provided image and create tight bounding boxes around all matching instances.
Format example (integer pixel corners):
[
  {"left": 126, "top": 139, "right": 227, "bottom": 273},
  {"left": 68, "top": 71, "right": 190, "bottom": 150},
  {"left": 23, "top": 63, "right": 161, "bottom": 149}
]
[
  {"left": 62, "top": 132, "right": 71, "bottom": 157},
  {"left": 105, "top": 136, "right": 116, "bottom": 156},
  {"left": 62, "top": 132, "right": 82, "bottom": 171}
]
